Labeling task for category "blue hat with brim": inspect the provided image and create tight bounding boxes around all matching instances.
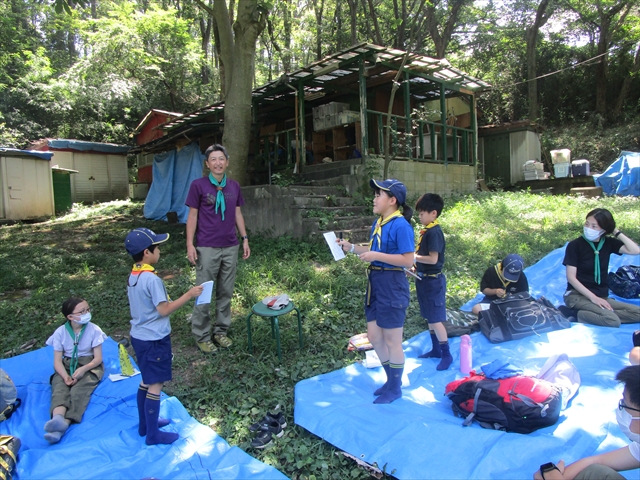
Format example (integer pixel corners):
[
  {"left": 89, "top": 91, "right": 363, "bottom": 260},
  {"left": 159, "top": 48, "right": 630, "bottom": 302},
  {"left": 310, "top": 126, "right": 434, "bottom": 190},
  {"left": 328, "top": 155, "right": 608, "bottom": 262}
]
[
  {"left": 370, "top": 178, "right": 407, "bottom": 206},
  {"left": 125, "top": 228, "right": 169, "bottom": 256},
  {"left": 502, "top": 253, "right": 524, "bottom": 282}
]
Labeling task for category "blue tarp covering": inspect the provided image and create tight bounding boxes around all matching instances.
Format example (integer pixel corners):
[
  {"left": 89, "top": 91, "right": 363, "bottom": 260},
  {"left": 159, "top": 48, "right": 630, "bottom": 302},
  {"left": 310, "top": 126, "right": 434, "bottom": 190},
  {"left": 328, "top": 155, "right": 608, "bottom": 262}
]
[
  {"left": 46, "top": 139, "right": 130, "bottom": 154},
  {"left": 0, "top": 148, "right": 53, "bottom": 161},
  {"left": 0, "top": 338, "right": 287, "bottom": 480},
  {"left": 295, "top": 325, "right": 639, "bottom": 480},
  {"left": 595, "top": 151, "right": 640, "bottom": 197},
  {"left": 295, "top": 246, "right": 640, "bottom": 479},
  {"left": 461, "top": 244, "right": 640, "bottom": 311},
  {"left": 143, "top": 142, "right": 204, "bottom": 224}
]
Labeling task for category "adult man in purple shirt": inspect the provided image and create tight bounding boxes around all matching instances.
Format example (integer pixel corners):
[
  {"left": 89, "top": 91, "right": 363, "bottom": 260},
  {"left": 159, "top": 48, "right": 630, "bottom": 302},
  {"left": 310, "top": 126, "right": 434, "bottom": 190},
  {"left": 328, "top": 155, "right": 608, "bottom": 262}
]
[{"left": 185, "top": 144, "right": 250, "bottom": 354}]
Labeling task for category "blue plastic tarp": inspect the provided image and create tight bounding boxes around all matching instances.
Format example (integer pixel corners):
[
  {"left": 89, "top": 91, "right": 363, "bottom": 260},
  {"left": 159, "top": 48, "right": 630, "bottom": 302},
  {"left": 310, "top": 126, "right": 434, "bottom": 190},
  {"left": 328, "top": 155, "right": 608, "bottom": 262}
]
[
  {"left": 294, "top": 323, "right": 640, "bottom": 480},
  {"left": 0, "top": 148, "right": 53, "bottom": 161},
  {"left": 460, "top": 244, "right": 640, "bottom": 311},
  {"left": 143, "top": 142, "right": 204, "bottom": 224},
  {"left": 46, "top": 139, "right": 130, "bottom": 154},
  {"left": 595, "top": 151, "right": 640, "bottom": 197},
  {"left": 0, "top": 338, "right": 287, "bottom": 480}
]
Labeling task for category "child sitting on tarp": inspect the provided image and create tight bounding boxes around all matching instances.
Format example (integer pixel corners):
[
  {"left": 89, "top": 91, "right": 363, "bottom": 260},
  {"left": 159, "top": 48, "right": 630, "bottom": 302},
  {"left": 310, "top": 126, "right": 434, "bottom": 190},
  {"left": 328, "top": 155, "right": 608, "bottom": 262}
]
[
  {"left": 43, "top": 297, "right": 106, "bottom": 444},
  {"left": 471, "top": 254, "right": 529, "bottom": 315}
]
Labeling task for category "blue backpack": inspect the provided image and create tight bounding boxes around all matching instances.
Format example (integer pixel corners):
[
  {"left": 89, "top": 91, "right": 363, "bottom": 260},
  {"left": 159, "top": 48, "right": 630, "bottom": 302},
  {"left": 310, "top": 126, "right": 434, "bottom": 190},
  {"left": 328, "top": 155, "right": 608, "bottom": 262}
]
[{"left": 609, "top": 265, "right": 640, "bottom": 299}]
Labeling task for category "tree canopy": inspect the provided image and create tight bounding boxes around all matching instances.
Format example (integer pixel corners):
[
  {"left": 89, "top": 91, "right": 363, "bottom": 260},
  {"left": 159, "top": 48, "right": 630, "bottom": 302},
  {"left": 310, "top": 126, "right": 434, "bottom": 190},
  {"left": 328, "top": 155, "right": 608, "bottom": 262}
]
[{"left": 1, "top": 0, "right": 639, "bottom": 151}]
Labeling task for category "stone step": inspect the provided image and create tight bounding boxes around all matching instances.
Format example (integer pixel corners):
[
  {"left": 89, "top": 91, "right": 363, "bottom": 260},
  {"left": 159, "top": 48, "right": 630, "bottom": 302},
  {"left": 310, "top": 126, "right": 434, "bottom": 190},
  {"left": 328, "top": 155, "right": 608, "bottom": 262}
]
[
  {"left": 329, "top": 227, "right": 371, "bottom": 244},
  {"left": 292, "top": 195, "right": 355, "bottom": 208},
  {"left": 298, "top": 205, "right": 370, "bottom": 216},
  {"left": 302, "top": 215, "right": 375, "bottom": 239},
  {"left": 285, "top": 185, "right": 346, "bottom": 196}
]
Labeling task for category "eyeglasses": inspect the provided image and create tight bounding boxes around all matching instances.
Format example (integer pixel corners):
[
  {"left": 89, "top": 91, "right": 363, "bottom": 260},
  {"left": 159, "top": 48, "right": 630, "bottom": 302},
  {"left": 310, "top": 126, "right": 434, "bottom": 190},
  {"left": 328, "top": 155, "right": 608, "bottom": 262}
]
[
  {"left": 71, "top": 307, "right": 91, "bottom": 316},
  {"left": 618, "top": 399, "right": 640, "bottom": 413}
]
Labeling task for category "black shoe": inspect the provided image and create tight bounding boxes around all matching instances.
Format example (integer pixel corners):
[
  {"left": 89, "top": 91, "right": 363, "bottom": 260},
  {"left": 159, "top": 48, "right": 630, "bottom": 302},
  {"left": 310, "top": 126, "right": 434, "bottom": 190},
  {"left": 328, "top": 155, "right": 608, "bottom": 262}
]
[
  {"left": 259, "top": 419, "right": 284, "bottom": 438},
  {"left": 249, "top": 412, "right": 287, "bottom": 432},
  {"left": 250, "top": 430, "right": 273, "bottom": 449}
]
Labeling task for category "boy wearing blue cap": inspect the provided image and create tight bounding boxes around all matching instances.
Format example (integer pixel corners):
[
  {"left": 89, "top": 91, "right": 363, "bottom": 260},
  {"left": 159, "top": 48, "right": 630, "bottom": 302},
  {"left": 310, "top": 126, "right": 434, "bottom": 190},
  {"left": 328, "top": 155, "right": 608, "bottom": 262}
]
[
  {"left": 337, "top": 179, "right": 415, "bottom": 404},
  {"left": 124, "top": 228, "right": 203, "bottom": 445},
  {"left": 414, "top": 193, "right": 452, "bottom": 370},
  {"left": 471, "top": 254, "right": 529, "bottom": 315}
]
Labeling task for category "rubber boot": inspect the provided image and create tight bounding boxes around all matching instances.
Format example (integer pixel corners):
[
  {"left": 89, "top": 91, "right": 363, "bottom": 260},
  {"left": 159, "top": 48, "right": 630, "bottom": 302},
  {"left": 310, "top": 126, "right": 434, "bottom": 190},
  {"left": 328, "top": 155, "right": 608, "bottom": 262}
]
[
  {"left": 418, "top": 332, "right": 442, "bottom": 358},
  {"left": 436, "top": 341, "right": 453, "bottom": 371},
  {"left": 137, "top": 385, "right": 170, "bottom": 436},
  {"left": 144, "top": 392, "right": 178, "bottom": 445},
  {"left": 374, "top": 363, "right": 403, "bottom": 404},
  {"left": 373, "top": 361, "right": 391, "bottom": 396}
]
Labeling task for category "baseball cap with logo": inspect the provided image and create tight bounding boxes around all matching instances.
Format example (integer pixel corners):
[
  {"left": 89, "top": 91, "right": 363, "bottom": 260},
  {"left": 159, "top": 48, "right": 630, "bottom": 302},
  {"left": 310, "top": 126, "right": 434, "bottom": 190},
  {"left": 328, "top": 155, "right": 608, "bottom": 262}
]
[
  {"left": 370, "top": 178, "right": 407, "bottom": 206},
  {"left": 125, "top": 228, "right": 169, "bottom": 256},
  {"left": 502, "top": 253, "right": 524, "bottom": 282}
]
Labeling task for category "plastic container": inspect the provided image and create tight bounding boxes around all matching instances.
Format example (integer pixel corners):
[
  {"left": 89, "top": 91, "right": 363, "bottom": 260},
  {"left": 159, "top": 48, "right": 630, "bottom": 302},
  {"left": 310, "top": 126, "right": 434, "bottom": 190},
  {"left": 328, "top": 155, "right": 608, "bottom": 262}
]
[
  {"left": 554, "top": 162, "right": 571, "bottom": 178},
  {"left": 571, "top": 159, "right": 590, "bottom": 177},
  {"left": 551, "top": 149, "right": 571, "bottom": 164},
  {"left": 460, "top": 334, "right": 472, "bottom": 374}
]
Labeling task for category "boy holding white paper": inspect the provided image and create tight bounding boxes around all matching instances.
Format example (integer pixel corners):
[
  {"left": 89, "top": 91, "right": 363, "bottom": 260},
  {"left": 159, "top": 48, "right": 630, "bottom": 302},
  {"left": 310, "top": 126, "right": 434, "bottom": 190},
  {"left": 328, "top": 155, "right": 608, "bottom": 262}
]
[{"left": 124, "top": 228, "right": 203, "bottom": 445}]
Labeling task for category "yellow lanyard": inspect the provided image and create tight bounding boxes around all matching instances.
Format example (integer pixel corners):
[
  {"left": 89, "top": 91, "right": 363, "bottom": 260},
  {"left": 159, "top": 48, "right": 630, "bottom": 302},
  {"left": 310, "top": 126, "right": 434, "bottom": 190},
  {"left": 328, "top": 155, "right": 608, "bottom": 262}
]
[{"left": 369, "top": 210, "right": 403, "bottom": 250}]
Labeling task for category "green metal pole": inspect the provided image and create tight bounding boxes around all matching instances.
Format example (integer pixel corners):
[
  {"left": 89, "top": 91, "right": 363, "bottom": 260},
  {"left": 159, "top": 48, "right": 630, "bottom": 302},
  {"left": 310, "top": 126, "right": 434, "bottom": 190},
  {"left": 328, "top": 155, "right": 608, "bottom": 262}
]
[
  {"left": 359, "top": 58, "right": 369, "bottom": 158},
  {"left": 440, "top": 83, "right": 447, "bottom": 166}
]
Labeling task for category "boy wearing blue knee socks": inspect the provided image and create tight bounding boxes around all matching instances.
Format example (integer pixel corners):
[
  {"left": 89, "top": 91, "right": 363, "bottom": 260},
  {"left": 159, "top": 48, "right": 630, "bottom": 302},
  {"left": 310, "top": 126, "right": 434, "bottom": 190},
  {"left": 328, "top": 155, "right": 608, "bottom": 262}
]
[{"left": 125, "top": 228, "right": 203, "bottom": 445}]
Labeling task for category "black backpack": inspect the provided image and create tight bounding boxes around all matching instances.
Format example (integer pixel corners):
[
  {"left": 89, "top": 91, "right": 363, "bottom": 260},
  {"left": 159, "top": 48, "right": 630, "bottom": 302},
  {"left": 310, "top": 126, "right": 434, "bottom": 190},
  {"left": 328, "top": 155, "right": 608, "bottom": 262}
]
[
  {"left": 445, "top": 372, "right": 562, "bottom": 434},
  {"left": 608, "top": 265, "right": 640, "bottom": 299},
  {"left": 478, "top": 292, "right": 571, "bottom": 343}
]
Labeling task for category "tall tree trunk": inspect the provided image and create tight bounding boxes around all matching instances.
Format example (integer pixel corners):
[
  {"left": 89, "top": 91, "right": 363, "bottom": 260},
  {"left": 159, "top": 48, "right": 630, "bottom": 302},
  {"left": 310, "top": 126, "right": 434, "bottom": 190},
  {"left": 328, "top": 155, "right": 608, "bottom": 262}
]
[
  {"left": 595, "top": 15, "right": 610, "bottom": 116},
  {"left": 313, "top": 0, "right": 324, "bottom": 60},
  {"left": 425, "top": 0, "right": 470, "bottom": 59},
  {"left": 366, "top": 0, "right": 383, "bottom": 45},
  {"left": 199, "top": 14, "right": 213, "bottom": 85},
  {"left": 346, "top": 0, "right": 358, "bottom": 46},
  {"left": 282, "top": 0, "right": 292, "bottom": 72},
  {"left": 195, "top": 0, "right": 267, "bottom": 185},
  {"left": 613, "top": 42, "right": 640, "bottom": 116},
  {"left": 525, "top": 0, "right": 553, "bottom": 121}
]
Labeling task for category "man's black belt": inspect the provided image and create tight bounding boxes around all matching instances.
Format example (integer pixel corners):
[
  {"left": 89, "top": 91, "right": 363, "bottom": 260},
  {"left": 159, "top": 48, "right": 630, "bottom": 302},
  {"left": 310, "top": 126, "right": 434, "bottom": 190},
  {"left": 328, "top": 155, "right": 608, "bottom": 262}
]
[{"left": 368, "top": 266, "right": 404, "bottom": 272}]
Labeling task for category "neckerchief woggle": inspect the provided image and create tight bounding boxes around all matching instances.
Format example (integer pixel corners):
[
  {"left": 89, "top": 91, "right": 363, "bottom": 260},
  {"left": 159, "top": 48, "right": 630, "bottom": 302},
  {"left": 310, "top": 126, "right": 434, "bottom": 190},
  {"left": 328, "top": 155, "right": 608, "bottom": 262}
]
[
  {"left": 209, "top": 173, "right": 227, "bottom": 221},
  {"left": 495, "top": 262, "right": 512, "bottom": 289},
  {"left": 415, "top": 219, "right": 439, "bottom": 255},
  {"left": 64, "top": 322, "right": 87, "bottom": 375},
  {"left": 370, "top": 209, "right": 403, "bottom": 250},
  {"left": 583, "top": 234, "right": 605, "bottom": 284}
]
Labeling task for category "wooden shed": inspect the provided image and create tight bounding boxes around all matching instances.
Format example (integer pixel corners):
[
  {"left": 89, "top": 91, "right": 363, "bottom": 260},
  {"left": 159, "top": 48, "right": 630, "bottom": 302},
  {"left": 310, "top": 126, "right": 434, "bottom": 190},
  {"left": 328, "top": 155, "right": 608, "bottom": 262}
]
[
  {"left": 478, "top": 121, "right": 542, "bottom": 186},
  {"left": 0, "top": 148, "right": 55, "bottom": 220},
  {"left": 30, "top": 139, "right": 130, "bottom": 203}
]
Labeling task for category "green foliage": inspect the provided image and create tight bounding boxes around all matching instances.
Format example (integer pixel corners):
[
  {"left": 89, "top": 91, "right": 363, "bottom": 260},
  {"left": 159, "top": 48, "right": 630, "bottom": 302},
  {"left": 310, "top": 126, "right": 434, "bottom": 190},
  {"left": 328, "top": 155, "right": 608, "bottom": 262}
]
[{"left": 1, "top": 194, "right": 638, "bottom": 476}]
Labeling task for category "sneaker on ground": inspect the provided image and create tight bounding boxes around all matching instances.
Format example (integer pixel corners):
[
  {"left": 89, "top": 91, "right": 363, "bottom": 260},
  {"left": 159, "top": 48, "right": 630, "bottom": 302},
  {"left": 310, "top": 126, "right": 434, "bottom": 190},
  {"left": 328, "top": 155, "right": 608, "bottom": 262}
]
[
  {"left": 259, "top": 419, "right": 284, "bottom": 438},
  {"left": 249, "top": 412, "right": 287, "bottom": 432},
  {"left": 197, "top": 340, "right": 218, "bottom": 354},
  {"left": 250, "top": 430, "right": 273, "bottom": 449},
  {"left": 213, "top": 334, "right": 233, "bottom": 348}
]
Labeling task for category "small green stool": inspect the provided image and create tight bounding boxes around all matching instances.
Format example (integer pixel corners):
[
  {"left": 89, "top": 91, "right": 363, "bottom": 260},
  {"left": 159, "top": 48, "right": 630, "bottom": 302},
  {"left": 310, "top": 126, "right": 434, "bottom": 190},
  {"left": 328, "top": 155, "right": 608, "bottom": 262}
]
[{"left": 246, "top": 301, "right": 303, "bottom": 361}]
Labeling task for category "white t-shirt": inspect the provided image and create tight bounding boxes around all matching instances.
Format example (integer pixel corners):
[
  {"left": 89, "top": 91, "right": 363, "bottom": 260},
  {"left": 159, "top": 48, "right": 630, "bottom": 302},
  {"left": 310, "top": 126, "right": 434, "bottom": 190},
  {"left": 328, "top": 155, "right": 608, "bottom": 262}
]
[
  {"left": 630, "top": 441, "right": 640, "bottom": 462},
  {"left": 46, "top": 322, "right": 107, "bottom": 357},
  {"left": 127, "top": 270, "right": 171, "bottom": 341}
]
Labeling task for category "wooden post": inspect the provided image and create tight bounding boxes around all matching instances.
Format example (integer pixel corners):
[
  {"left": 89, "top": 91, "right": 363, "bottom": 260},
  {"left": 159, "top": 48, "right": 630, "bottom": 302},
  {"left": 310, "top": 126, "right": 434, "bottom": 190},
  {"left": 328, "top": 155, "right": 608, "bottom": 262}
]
[
  {"left": 440, "top": 83, "right": 447, "bottom": 166},
  {"left": 359, "top": 58, "right": 368, "bottom": 158}
]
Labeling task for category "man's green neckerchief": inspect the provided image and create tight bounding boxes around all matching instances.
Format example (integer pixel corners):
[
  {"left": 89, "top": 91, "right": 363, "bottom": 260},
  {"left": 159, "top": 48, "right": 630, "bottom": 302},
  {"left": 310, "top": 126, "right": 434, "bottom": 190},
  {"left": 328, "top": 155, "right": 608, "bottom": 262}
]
[
  {"left": 208, "top": 173, "right": 227, "bottom": 221},
  {"left": 582, "top": 234, "right": 605, "bottom": 284},
  {"left": 64, "top": 322, "right": 87, "bottom": 375}
]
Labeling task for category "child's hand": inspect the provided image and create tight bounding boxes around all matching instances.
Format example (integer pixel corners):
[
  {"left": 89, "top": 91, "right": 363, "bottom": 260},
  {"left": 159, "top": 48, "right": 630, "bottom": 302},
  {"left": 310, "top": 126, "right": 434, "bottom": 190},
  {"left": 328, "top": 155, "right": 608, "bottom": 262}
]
[
  {"left": 72, "top": 368, "right": 86, "bottom": 381},
  {"left": 496, "top": 288, "right": 506, "bottom": 298},
  {"left": 189, "top": 285, "right": 204, "bottom": 298},
  {"left": 357, "top": 251, "right": 376, "bottom": 263},
  {"left": 64, "top": 375, "right": 77, "bottom": 386}
]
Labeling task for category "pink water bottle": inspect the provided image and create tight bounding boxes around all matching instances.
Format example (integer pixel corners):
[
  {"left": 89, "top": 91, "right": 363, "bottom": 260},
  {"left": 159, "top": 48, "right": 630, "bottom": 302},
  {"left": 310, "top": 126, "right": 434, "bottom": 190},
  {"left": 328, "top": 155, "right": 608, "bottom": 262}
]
[{"left": 460, "top": 334, "right": 472, "bottom": 374}]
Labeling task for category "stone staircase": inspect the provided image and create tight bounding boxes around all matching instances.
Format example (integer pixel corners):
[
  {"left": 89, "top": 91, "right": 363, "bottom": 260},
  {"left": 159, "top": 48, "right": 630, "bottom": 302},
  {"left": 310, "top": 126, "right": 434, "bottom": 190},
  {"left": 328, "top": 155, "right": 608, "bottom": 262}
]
[{"left": 288, "top": 185, "right": 375, "bottom": 243}]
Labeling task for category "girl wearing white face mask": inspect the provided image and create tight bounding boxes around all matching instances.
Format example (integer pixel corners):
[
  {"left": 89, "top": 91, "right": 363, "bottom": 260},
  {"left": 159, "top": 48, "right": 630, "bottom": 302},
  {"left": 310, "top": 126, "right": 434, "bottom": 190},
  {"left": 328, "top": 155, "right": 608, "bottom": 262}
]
[
  {"left": 533, "top": 365, "right": 640, "bottom": 480},
  {"left": 43, "top": 297, "right": 107, "bottom": 444},
  {"left": 562, "top": 208, "right": 640, "bottom": 327}
]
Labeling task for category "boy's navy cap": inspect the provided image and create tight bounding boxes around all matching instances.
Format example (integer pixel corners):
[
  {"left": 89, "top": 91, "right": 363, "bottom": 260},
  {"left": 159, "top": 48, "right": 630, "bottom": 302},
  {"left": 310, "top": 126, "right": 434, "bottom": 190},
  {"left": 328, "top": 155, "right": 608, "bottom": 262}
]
[
  {"left": 502, "top": 253, "right": 524, "bottom": 282},
  {"left": 370, "top": 178, "right": 407, "bottom": 206},
  {"left": 125, "top": 228, "right": 169, "bottom": 256}
]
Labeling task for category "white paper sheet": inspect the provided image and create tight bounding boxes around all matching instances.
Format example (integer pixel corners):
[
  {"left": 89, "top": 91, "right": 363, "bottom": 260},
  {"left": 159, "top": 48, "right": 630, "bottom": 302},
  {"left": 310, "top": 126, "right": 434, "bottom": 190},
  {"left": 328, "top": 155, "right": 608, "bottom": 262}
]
[
  {"left": 323, "top": 231, "right": 346, "bottom": 261},
  {"left": 108, "top": 369, "right": 140, "bottom": 382},
  {"left": 196, "top": 280, "right": 214, "bottom": 305}
]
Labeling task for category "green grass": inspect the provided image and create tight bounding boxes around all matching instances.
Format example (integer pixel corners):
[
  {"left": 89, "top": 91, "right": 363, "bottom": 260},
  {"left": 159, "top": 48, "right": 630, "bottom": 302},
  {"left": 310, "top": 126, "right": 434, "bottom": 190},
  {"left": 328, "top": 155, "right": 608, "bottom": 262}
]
[{"left": 1, "top": 193, "right": 638, "bottom": 479}]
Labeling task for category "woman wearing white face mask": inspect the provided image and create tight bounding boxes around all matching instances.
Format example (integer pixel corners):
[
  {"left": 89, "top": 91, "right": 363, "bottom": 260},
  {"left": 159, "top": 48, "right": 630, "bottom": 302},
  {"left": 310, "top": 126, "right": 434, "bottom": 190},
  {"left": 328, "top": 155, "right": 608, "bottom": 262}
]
[
  {"left": 533, "top": 365, "right": 640, "bottom": 480},
  {"left": 562, "top": 208, "right": 640, "bottom": 327},
  {"left": 43, "top": 297, "right": 107, "bottom": 443}
]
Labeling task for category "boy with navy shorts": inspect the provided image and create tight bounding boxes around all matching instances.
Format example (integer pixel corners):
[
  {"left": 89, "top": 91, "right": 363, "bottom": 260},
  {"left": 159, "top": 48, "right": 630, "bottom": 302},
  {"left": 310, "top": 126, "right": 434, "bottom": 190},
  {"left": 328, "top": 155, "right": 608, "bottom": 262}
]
[
  {"left": 125, "top": 228, "right": 203, "bottom": 445},
  {"left": 414, "top": 193, "right": 453, "bottom": 370}
]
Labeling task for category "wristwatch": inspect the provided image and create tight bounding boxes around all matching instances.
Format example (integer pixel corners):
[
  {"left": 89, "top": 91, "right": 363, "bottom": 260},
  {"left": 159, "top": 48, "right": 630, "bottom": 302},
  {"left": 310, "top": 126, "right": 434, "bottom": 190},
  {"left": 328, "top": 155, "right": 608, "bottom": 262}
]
[
  {"left": 539, "top": 462, "right": 559, "bottom": 480},
  {"left": 241, "top": 235, "right": 248, "bottom": 240},
  {"left": 614, "top": 230, "right": 622, "bottom": 238}
]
